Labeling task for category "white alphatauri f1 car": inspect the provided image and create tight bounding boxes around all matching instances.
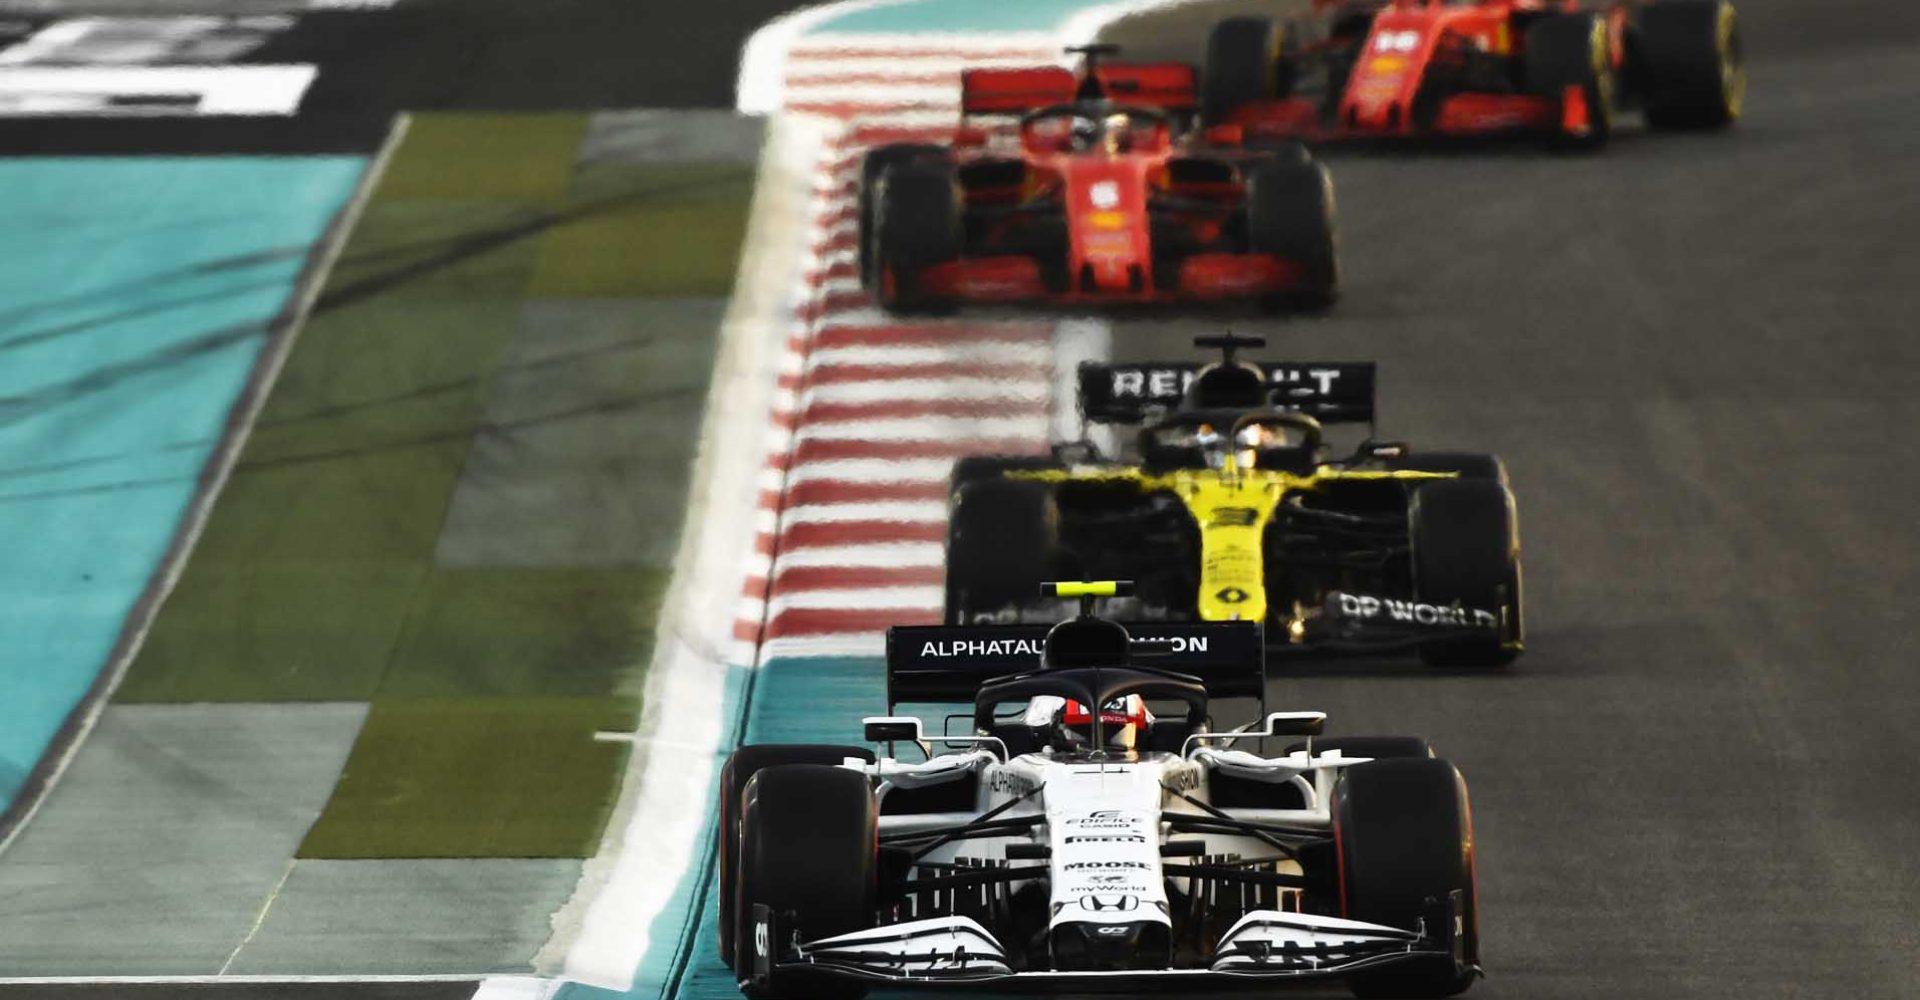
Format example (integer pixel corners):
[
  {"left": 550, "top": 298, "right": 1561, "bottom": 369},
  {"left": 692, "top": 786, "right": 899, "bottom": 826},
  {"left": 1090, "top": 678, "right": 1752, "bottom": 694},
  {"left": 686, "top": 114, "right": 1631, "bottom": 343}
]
[{"left": 715, "top": 582, "right": 1482, "bottom": 1000}]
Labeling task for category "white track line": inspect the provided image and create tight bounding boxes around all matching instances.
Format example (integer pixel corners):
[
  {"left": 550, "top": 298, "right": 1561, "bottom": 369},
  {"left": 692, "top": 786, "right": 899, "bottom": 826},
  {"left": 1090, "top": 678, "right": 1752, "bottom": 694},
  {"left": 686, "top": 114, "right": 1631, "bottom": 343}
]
[
  {"left": 801, "top": 377, "right": 1049, "bottom": 405},
  {"left": 766, "top": 586, "right": 945, "bottom": 614},
  {"left": 781, "top": 500, "right": 949, "bottom": 524},
  {"left": 783, "top": 458, "right": 958, "bottom": 484},
  {"left": 759, "top": 633, "right": 890, "bottom": 658},
  {"left": 219, "top": 857, "right": 297, "bottom": 974},
  {"left": 808, "top": 343, "right": 1052, "bottom": 367},
  {"left": 793, "top": 415, "right": 1051, "bottom": 442},
  {"left": 772, "top": 542, "right": 946, "bottom": 568}
]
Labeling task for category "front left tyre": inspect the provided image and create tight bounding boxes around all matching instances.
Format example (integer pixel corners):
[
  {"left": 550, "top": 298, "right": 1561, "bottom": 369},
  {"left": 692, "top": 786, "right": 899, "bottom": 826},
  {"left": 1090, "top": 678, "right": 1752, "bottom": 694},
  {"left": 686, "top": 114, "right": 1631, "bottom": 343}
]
[
  {"left": 1408, "top": 478, "right": 1523, "bottom": 668},
  {"left": 735, "top": 763, "right": 878, "bottom": 1000},
  {"left": 857, "top": 144, "right": 947, "bottom": 288},
  {"left": 717, "top": 744, "right": 875, "bottom": 970},
  {"left": 1334, "top": 757, "right": 1479, "bottom": 998},
  {"left": 871, "top": 162, "right": 962, "bottom": 314}
]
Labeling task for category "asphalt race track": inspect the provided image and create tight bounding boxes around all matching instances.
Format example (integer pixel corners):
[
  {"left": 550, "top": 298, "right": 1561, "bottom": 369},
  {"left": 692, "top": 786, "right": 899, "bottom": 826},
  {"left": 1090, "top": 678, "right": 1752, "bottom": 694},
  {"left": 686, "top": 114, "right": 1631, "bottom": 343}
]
[{"left": 1095, "top": 1, "right": 1920, "bottom": 997}]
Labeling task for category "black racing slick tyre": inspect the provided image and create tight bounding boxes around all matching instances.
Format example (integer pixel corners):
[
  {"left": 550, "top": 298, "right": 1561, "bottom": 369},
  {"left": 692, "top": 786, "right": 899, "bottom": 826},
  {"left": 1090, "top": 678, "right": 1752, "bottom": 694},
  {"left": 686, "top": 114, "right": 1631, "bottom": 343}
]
[
  {"left": 945, "top": 477, "right": 1059, "bottom": 623},
  {"left": 1202, "top": 16, "right": 1285, "bottom": 123},
  {"left": 1334, "top": 757, "right": 1479, "bottom": 998},
  {"left": 735, "top": 764, "right": 877, "bottom": 1000},
  {"left": 858, "top": 144, "right": 947, "bottom": 287},
  {"left": 1244, "top": 156, "right": 1339, "bottom": 310},
  {"left": 1636, "top": 0, "right": 1744, "bottom": 129},
  {"left": 1409, "top": 479, "right": 1522, "bottom": 668},
  {"left": 717, "top": 744, "right": 874, "bottom": 971},
  {"left": 1388, "top": 452, "right": 1511, "bottom": 487},
  {"left": 1524, "top": 13, "right": 1616, "bottom": 149},
  {"left": 871, "top": 162, "right": 962, "bottom": 314}
]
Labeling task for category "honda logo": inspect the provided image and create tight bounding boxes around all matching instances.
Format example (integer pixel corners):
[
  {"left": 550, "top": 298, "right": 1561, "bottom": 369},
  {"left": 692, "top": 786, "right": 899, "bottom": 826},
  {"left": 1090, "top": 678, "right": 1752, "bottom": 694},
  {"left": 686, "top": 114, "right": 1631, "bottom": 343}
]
[{"left": 1079, "top": 894, "right": 1140, "bottom": 912}]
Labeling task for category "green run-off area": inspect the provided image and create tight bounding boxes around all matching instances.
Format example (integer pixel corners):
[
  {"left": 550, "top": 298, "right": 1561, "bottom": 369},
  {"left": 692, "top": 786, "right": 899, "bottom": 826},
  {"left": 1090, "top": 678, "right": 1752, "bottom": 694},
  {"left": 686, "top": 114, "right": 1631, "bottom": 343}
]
[{"left": 115, "top": 113, "right": 755, "bottom": 859}]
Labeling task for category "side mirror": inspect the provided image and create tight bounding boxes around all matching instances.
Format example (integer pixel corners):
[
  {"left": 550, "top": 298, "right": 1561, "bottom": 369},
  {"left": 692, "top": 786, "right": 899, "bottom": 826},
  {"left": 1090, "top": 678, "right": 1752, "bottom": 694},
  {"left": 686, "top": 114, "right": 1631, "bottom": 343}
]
[
  {"left": 1203, "top": 123, "right": 1244, "bottom": 146},
  {"left": 1263, "top": 711, "right": 1326, "bottom": 737},
  {"left": 1365, "top": 441, "right": 1409, "bottom": 460},
  {"left": 863, "top": 716, "right": 923, "bottom": 743}
]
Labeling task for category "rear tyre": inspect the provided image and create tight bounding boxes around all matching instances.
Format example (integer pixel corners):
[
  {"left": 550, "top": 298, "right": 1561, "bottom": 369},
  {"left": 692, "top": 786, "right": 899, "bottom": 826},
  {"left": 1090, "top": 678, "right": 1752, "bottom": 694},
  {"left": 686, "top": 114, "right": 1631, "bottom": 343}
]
[
  {"left": 1244, "top": 156, "right": 1339, "bottom": 310},
  {"left": 1524, "top": 13, "right": 1615, "bottom": 149},
  {"left": 1202, "top": 17, "right": 1282, "bottom": 123},
  {"left": 858, "top": 144, "right": 947, "bottom": 287},
  {"left": 717, "top": 744, "right": 875, "bottom": 970},
  {"left": 945, "top": 477, "right": 1059, "bottom": 623},
  {"left": 1637, "top": 0, "right": 1744, "bottom": 129},
  {"left": 1335, "top": 758, "right": 1478, "bottom": 998},
  {"left": 735, "top": 764, "right": 877, "bottom": 1000},
  {"left": 872, "top": 162, "right": 962, "bottom": 314},
  {"left": 1409, "top": 479, "right": 1522, "bottom": 668}
]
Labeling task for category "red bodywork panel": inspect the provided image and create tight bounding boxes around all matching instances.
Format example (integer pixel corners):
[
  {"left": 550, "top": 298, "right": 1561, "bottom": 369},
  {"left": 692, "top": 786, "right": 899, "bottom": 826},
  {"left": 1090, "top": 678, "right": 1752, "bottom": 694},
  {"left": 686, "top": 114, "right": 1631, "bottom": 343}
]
[
  {"left": 1060, "top": 156, "right": 1152, "bottom": 293},
  {"left": 961, "top": 63, "right": 1198, "bottom": 115}
]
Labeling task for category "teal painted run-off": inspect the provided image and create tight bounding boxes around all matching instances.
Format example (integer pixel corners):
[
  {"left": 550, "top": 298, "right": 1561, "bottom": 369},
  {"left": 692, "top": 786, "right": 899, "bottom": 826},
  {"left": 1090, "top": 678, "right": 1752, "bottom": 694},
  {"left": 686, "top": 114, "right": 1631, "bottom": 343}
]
[
  {"left": 810, "top": 0, "right": 1125, "bottom": 33},
  {"left": 0, "top": 156, "right": 367, "bottom": 812}
]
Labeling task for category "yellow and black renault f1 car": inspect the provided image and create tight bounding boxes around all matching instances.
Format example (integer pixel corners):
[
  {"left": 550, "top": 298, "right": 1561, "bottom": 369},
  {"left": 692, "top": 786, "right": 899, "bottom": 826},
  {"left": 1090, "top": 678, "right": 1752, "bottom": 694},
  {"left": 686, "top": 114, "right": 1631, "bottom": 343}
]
[{"left": 945, "top": 334, "right": 1523, "bottom": 667}]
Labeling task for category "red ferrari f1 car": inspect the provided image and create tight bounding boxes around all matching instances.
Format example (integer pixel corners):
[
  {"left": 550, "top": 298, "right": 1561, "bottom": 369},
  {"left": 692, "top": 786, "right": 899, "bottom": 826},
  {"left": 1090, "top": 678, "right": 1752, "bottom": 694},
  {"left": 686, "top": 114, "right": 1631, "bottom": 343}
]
[
  {"left": 1201, "top": 0, "right": 1744, "bottom": 148},
  {"left": 858, "top": 46, "right": 1340, "bottom": 314}
]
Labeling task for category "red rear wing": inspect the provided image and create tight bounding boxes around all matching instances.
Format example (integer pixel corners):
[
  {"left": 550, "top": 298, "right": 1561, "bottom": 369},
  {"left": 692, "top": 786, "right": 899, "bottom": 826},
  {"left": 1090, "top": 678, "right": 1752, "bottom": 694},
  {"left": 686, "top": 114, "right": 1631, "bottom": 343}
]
[
  {"left": 961, "top": 67, "right": 1075, "bottom": 114},
  {"left": 1098, "top": 63, "right": 1197, "bottom": 110},
  {"left": 961, "top": 63, "right": 1197, "bottom": 115}
]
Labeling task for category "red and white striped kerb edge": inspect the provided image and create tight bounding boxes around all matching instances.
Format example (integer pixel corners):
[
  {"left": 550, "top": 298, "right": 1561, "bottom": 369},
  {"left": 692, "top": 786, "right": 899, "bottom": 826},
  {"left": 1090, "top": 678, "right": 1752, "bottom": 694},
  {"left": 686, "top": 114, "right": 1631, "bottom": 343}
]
[{"left": 731, "top": 37, "right": 1064, "bottom": 662}]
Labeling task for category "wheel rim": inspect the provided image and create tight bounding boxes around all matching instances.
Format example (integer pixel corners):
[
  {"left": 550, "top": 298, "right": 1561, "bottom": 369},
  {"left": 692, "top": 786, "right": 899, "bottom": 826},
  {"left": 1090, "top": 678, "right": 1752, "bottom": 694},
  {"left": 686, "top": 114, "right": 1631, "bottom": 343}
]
[
  {"left": 1718, "top": 4, "right": 1746, "bottom": 120},
  {"left": 1589, "top": 19, "right": 1615, "bottom": 132}
]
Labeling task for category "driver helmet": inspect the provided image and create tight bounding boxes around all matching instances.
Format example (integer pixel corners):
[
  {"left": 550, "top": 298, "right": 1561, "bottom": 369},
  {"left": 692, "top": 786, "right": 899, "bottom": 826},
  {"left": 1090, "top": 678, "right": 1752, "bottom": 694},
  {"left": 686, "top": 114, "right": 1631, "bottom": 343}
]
[
  {"left": 1069, "top": 115, "right": 1101, "bottom": 152},
  {"left": 1102, "top": 112, "right": 1133, "bottom": 154},
  {"left": 1193, "top": 422, "right": 1225, "bottom": 468},
  {"left": 1235, "top": 423, "right": 1277, "bottom": 469},
  {"left": 1026, "top": 695, "right": 1152, "bottom": 752}
]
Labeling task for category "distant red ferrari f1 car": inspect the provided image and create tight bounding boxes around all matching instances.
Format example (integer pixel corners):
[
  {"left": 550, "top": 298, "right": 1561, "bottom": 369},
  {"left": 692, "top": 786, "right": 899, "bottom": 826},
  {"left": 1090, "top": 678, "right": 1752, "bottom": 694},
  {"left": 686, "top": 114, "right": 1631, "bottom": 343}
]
[
  {"left": 858, "top": 46, "right": 1340, "bottom": 314},
  {"left": 1202, "top": 0, "right": 1744, "bottom": 148}
]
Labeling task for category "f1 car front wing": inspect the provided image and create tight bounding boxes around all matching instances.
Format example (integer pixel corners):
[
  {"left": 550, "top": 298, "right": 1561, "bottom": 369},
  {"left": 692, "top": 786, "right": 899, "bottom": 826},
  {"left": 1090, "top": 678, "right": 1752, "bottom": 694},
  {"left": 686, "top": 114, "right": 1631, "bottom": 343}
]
[{"left": 746, "top": 896, "right": 1473, "bottom": 991}]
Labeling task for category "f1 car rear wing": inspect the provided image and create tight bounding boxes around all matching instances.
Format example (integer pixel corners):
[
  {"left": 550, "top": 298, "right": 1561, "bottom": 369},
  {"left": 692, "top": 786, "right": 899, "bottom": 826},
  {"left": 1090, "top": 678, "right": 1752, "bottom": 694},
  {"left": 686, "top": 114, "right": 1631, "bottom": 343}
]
[
  {"left": 884, "top": 621, "right": 1264, "bottom": 709},
  {"left": 1078, "top": 361, "right": 1376, "bottom": 425},
  {"left": 960, "top": 63, "right": 1197, "bottom": 116}
]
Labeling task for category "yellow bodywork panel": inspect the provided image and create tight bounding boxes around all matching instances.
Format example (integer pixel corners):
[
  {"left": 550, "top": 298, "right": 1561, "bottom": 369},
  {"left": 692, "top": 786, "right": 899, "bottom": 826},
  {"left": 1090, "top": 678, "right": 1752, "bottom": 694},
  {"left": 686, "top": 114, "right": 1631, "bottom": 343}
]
[
  {"left": 1048, "top": 580, "right": 1121, "bottom": 598},
  {"left": 1012, "top": 464, "right": 1455, "bottom": 625}
]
